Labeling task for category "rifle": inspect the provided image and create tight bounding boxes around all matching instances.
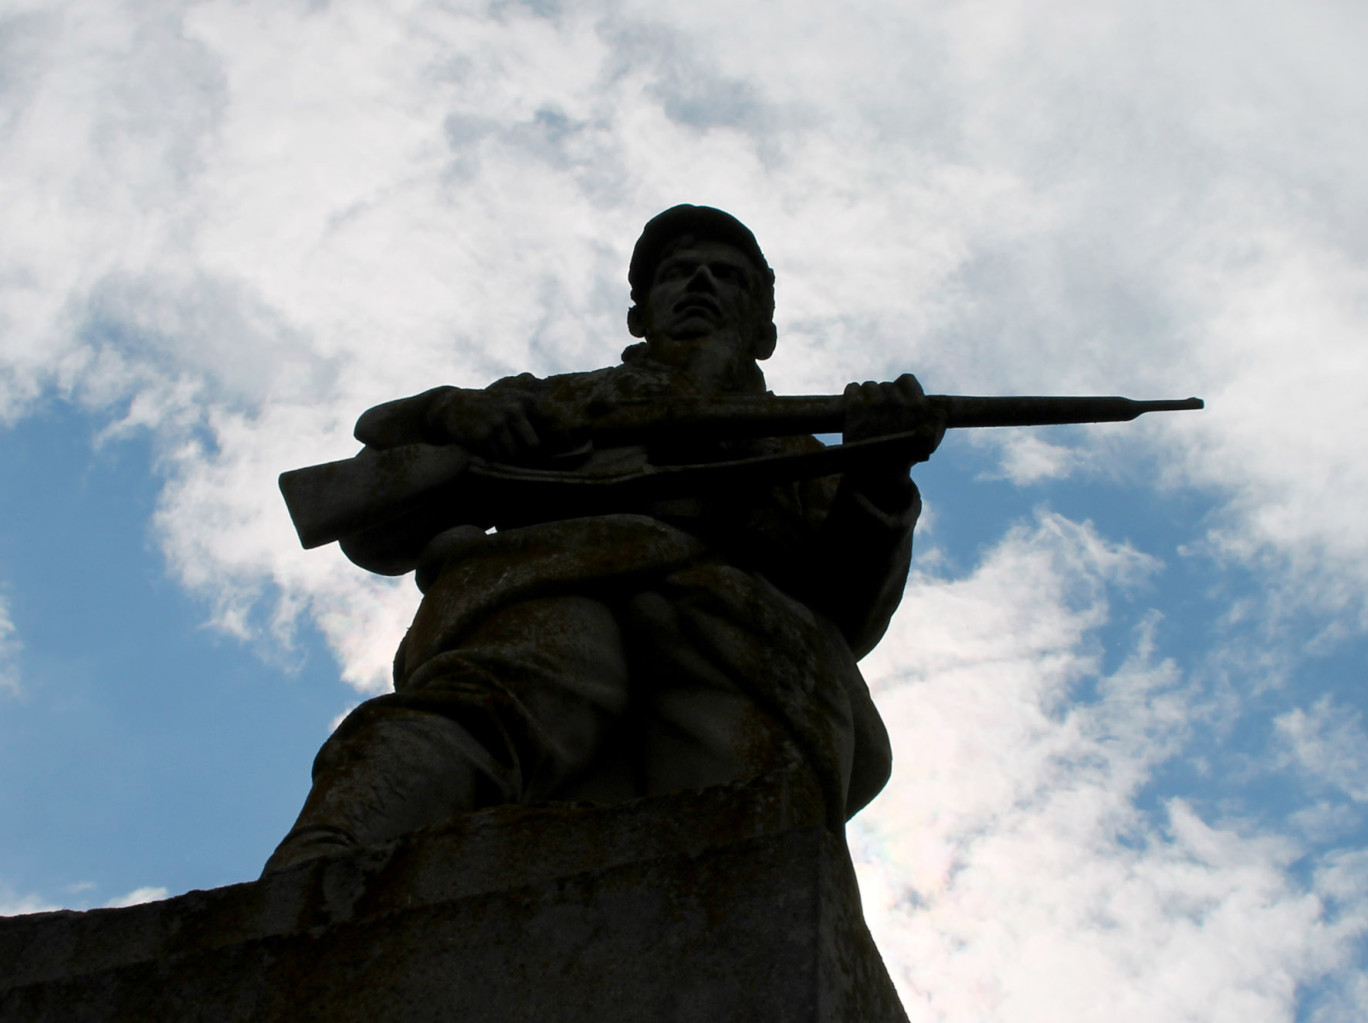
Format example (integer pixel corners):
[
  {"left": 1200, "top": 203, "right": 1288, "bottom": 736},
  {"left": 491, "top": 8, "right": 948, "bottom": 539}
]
[{"left": 280, "top": 393, "right": 1203, "bottom": 575}]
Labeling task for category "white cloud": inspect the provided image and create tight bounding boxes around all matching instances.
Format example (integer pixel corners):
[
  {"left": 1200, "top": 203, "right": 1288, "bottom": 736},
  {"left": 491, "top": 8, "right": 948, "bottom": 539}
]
[
  {"left": 0, "top": 886, "right": 57, "bottom": 918},
  {"left": 1276, "top": 698, "right": 1368, "bottom": 804},
  {"left": 973, "top": 432, "right": 1086, "bottom": 485},
  {"left": 0, "top": 882, "right": 170, "bottom": 915},
  {"left": 102, "top": 885, "right": 169, "bottom": 909},
  {"left": 0, "top": 593, "right": 20, "bottom": 696},
  {"left": 855, "top": 513, "right": 1365, "bottom": 1021}
]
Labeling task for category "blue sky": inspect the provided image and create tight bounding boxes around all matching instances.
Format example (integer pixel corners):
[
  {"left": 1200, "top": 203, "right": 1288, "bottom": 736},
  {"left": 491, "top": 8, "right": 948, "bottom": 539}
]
[
  {"left": 3, "top": 1, "right": 1367, "bottom": 1018},
  {"left": 0, "top": 403, "right": 333, "bottom": 897}
]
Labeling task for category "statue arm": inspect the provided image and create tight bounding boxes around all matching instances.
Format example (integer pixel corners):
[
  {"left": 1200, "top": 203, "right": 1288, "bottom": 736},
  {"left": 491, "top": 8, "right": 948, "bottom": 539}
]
[
  {"left": 353, "top": 386, "right": 459, "bottom": 448},
  {"left": 805, "top": 472, "right": 919, "bottom": 660},
  {"left": 791, "top": 373, "right": 938, "bottom": 657},
  {"left": 353, "top": 375, "right": 544, "bottom": 459}
]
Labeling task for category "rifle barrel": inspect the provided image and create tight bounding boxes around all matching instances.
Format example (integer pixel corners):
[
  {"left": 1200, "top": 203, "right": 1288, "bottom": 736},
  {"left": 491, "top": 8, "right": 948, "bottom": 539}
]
[
  {"left": 589, "top": 394, "right": 1204, "bottom": 442},
  {"left": 939, "top": 395, "right": 1204, "bottom": 428}
]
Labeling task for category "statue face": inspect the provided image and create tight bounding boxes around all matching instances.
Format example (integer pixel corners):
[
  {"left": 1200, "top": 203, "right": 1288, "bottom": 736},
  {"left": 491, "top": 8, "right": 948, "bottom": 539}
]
[{"left": 640, "top": 240, "right": 767, "bottom": 354}]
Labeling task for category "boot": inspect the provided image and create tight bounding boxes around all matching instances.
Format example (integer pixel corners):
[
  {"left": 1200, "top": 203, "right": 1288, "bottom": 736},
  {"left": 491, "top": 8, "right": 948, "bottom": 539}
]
[{"left": 261, "top": 702, "right": 505, "bottom": 876}]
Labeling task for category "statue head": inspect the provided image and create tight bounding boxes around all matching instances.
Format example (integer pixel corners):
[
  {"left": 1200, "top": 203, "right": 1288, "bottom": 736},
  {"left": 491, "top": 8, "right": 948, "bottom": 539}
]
[{"left": 626, "top": 205, "right": 778, "bottom": 364}]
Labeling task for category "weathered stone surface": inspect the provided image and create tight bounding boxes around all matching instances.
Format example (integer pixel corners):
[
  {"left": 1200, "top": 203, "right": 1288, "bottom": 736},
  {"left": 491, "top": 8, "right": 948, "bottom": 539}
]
[{"left": 0, "top": 771, "right": 907, "bottom": 1022}]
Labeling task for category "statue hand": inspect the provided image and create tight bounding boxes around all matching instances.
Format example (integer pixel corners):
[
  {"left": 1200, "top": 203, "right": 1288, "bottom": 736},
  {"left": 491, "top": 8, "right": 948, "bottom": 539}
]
[
  {"left": 425, "top": 387, "right": 542, "bottom": 462},
  {"left": 842, "top": 373, "right": 945, "bottom": 462},
  {"left": 840, "top": 373, "right": 944, "bottom": 509}
]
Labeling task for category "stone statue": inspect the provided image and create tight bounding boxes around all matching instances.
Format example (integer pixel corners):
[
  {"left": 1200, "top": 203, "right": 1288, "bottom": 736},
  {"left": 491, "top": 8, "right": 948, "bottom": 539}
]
[
  {"left": 264, "top": 206, "right": 1206, "bottom": 876},
  {"left": 264, "top": 205, "right": 944, "bottom": 874}
]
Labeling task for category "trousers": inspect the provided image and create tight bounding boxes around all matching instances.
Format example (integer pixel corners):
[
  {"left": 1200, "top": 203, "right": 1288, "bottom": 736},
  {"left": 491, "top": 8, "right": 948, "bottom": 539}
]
[{"left": 263, "top": 516, "right": 888, "bottom": 874}]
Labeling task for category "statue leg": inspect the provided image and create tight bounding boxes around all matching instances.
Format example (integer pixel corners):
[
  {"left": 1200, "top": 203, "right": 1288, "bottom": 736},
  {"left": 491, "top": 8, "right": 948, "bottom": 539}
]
[
  {"left": 261, "top": 700, "right": 491, "bottom": 875},
  {"left": 620, "top": 583, "right": 805, "bottom": 797},
  {"left": 619, "top": 564, "right": 863, "bottom": 830},
  {"left": 263, "top": 595, "right": 629, "bottom": 875}
]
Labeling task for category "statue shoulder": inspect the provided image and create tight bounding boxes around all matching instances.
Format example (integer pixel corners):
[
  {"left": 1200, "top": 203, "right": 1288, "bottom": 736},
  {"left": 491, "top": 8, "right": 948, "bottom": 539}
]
[{"left": 486, "top": 365, "right": 620, "bottom": 396}]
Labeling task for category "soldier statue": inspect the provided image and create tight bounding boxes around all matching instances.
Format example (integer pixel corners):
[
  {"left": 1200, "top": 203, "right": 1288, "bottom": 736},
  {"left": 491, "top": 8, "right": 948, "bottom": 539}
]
[{"left": 265, "top": 204, "right": 945, "bottom": 873}]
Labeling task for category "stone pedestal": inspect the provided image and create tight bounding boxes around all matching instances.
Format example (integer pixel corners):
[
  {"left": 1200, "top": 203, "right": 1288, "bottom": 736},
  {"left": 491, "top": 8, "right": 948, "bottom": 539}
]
[{"left": 0, "top": 771, "right": 907, "bottom": 1022}]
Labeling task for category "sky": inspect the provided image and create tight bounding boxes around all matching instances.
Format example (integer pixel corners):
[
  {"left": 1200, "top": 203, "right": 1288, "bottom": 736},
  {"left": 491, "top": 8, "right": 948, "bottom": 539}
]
[{"left": 1, "top": 0, "right": 1366, "bottom": 1018}]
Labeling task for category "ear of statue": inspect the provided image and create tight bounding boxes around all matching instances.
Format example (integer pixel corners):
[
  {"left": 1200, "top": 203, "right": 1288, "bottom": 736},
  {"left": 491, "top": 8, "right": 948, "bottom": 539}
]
[
  {"left": 626, "top": 305, "right": 647, "bottom": 338},
  {"left": 753, "top": 323, "right": 777, "bottom": 361}
]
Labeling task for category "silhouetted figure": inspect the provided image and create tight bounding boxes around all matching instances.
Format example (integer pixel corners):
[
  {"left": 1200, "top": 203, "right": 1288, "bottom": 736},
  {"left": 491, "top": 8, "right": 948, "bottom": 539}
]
[{"left": 265, "top": 206, "right": 943, "bottom": 874}]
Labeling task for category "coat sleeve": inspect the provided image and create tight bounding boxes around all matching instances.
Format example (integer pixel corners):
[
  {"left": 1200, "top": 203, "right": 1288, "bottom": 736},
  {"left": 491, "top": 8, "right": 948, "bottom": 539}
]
[{"left": 803, "top": 472, "right": 920, "bottom": 660}]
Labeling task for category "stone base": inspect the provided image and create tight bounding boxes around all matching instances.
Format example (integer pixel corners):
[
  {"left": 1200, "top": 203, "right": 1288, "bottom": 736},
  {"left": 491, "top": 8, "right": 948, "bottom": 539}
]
[{"left": 0, "top": 772, "right": 907, "bottom": 1022}]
